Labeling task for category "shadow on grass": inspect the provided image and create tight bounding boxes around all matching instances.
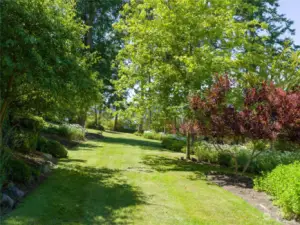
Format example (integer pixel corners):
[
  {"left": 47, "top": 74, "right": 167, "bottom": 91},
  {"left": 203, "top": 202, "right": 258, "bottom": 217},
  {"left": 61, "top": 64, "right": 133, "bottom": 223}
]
[
  {"left": 59, "top": 158, "right": 87, "bottom": 163},
  {"left": 43, "top": 133, "right": 102, "bottom": 151},
  {"left": 207, "top": 173, "right": 254, "bottom": 189},
  {"left": 100, "top": 136, "right": 163, "bottom": 150},
  {"left": 142, "top": 155, "right": 227, "bottom": 180},
  {"left": 85, "top": 132, "right": 104, "bottom": 140},
  {"left": 85, "top": 131, "right": 167, "bottom": 152},
  {"left": 42, "top": 133, "right": 81, "bottom": 149},
  {"left": 3, "top": 165, "right": 146, "bottom": 225},
  {"left": 104, "top": 130, "right": 121, "bottom": 134},
  {"left": 70, "top": 142, "right": 102, "bottom": 150},
  {"left": 142, "top": 155, "right": 248, "bottom": 185}
]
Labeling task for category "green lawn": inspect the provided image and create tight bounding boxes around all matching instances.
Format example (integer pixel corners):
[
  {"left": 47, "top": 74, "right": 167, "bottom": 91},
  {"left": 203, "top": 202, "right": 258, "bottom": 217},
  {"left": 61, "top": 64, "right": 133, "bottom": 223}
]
[{"left": 2, "top": 130, "right": 280, "bottom": 225}]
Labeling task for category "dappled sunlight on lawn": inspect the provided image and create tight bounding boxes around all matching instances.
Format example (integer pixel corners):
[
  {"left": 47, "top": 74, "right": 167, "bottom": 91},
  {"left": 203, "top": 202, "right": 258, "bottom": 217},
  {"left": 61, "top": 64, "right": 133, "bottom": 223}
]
[
  {"left": 2, "top": 131, "right": 280, "bottom": 225},
  {"left": 3, "top": 164, "right": 146, "bottom": 225}
]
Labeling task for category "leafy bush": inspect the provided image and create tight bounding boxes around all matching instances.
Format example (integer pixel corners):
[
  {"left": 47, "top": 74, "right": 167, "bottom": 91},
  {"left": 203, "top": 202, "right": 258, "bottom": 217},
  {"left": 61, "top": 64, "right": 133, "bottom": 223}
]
[
  {"left": 58, "top": 124, "right": 85, "bottom": 141},
  {"left": 102, "top": 119, "right": 115, "bottom": 131},
  {"left": 163, "top": 134, "right": 187, "bottom": 142},
  {"left": 16, "top": 115, "right": 46, "bottom": 132},
  {"left": 40, "top": 139, "right": 68, "bottom": 158},
  {"left": 134, "top": 132, "right": 143, "bottom": 136},
  {"left": 218, "top": 152, "right": 232, "bottom": 167},
  {"left": 236, "top": 150, "right": 250, "bottom": 170},
  {"left": 191, "top": 141, "right": 300, "bottom": 173},
  {"left": 103, "top": 118, "right": 137, "bottom": 133},
  {"left": 171, "top": 140, "right": 186, "bottom": 152},
  {"left": 6, "top": 158, "right": 32, "bottom": 183},
  {"left": 254, "top": 162, "right": 300, "bottom": 220},
  {"left": 10, "top": 131, "right": 38, "bottom": 153},
  {"left": 142, "top": 131, "right": 155, "bottom": 139},
  {"left": 89, "top": 124, "right": 105, "bottom": 131},
  {"left": 37, "top": 136, "right": 48, "bottom": 151},
  {"left": 117, "top": 127, "right": 137, "bottom": 133},
  {"left": 43, "top": 123, "right": 85, "bottom": 141},
  {"left": 194, "top": 142, "right": 218, "bottom": 163},
  {"left": 162, "top": 138, "right": 186, "bottom": 152},
  {"left": 143, "top": 131, "right": 165, "bottom": 140},
  {"left": 247, "top": 151, "right": 300, "bottom": 174},
  {"left": 275, "top": 140, "right": 300, "bottom": 152},
  {"left": 86, "top": 118, "right": 105, "bottom": 131}
]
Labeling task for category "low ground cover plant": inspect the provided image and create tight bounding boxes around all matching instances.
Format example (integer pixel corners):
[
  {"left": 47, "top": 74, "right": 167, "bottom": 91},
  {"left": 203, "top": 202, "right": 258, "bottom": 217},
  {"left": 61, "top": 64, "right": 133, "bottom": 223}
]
[
  {"left": 254, "top": 162, "right": 300, "bottom": 220},
  {"left": 187, "top": 141, "right": 300, "bottom": 174}
]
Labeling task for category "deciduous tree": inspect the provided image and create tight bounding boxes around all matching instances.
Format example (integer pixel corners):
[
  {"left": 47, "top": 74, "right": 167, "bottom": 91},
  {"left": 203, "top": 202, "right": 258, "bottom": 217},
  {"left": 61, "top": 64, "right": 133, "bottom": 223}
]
[{"left": 0, "top": 0, "right": 100, "bottom": 138}]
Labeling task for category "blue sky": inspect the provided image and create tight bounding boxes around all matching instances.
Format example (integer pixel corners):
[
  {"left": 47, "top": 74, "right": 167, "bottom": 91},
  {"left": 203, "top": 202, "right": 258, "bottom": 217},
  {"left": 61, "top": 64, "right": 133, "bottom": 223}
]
[{"left": 278, "top": 0, "right": 300, "bottom": 45}]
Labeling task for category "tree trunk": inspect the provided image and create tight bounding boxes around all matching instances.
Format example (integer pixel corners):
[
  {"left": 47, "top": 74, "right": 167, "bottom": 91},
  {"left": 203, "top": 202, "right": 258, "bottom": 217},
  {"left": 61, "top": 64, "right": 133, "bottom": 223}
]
[
  {"left": 113, "top": 113, "right": 118, "bottom": 131},
  {"left": 94, "top": 106, "right": 98, "bottom": 126},
  {"left": 84, "top": 2, "right": 94, "bottom": 48},
  {"left": 148, "top": 74, "right": 152, "bottom": 130},
  {"left": 138, "top": 117, "right": 144, "bottom": 133},
  {"left": 0, "top": 128, "right": 3, "bottom": 148},
  {"left": 186, "top": 132, "right": 191, "bottom": 160},
  {"left": 0, "top": 98, "right": 9, "bottom": 128},
  {"left": 78, "top": 113, "right": 87, "bottom": 128},
  {"left": 242, "top": 146, "right": 264, "bottom": 174},
  {"left": 242, "top": 149, "right": 256, "bottom": 174},
  {"left": 148, "top": 110, "right": 152, "bottom": 130},
  {"left": 0, "top": 75, "right": 14, "bottom": 130},
  {"left": 77, "top": 3, "right": 94, "bottom": 129}
]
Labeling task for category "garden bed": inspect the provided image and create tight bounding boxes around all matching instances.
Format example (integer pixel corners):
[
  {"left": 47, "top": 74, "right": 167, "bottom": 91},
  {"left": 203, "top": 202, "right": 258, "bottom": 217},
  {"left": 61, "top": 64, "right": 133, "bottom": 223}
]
[
  {"left": 1, "top": 151, "right": 56, "bottom": 216},
  {"left": 207, "top": 172, "right": 299, "bottom": 225}
]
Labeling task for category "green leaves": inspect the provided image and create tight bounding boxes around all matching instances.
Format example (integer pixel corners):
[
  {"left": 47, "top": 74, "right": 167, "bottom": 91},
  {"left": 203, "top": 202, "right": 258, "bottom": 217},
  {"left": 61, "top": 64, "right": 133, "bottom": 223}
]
[
  {"left": 112, "top": 0, "right": 299, "bottom": 131},
  {"left": 115, "top": 0, "right": 252, "bottom": 121},
  {"left": 0, "top": 0, "right": 100, "bottom": 120},
  {"left": 254, "top": 162, "right": 300, "bottom": 219}
]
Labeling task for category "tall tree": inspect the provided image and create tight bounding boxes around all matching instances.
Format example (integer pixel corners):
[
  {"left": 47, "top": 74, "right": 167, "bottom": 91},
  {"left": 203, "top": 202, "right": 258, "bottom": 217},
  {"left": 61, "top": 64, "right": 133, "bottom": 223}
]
[
  {"left": 0, "top": 0, "right": 100, "bottom": 139},
  {"left": 115, "top": 0, "right": 261, "bottom": 128},
  {"left": 236, "top": 0, "right": 296, "bottom": 47},
  {"left": 76, "top": 0, "right": 124, "bottom": 128},
  {"left": 235, "top": 0, "right": 299, "bottom": 87},
  {"left": 115, "top": 0, "right": 299, "bottom": 133}
]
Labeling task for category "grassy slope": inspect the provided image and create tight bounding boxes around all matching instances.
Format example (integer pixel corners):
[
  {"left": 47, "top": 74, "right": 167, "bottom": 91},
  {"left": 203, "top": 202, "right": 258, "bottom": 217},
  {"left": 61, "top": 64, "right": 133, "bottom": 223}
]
[{"left": 2, "top": 130, "right": 280, "bottom": 225}]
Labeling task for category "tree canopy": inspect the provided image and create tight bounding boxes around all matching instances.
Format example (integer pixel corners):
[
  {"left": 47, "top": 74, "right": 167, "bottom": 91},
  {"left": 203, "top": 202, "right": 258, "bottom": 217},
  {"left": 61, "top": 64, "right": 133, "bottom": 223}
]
[
  {"left": 0, "top": 0, "right": 100, "bottom": 128},
  {"left": 113, "top": 0, "right": 299, "bottom": 132}
]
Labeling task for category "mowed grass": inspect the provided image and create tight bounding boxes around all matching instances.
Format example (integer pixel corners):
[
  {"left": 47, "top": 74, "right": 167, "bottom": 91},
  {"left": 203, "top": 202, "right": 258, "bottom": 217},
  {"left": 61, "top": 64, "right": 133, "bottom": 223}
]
[{"left": 2, "top": 130, "right": 280, "bottom": 225}]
